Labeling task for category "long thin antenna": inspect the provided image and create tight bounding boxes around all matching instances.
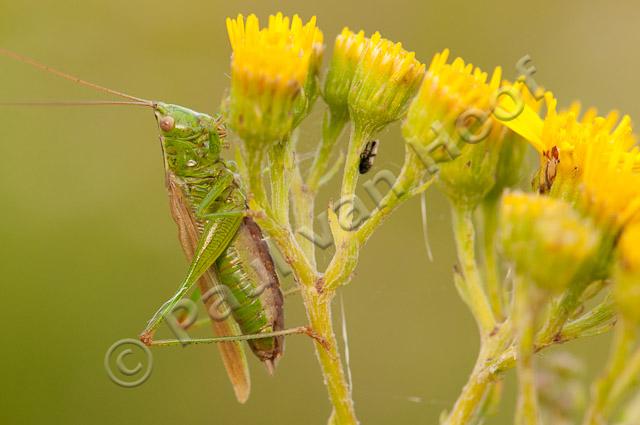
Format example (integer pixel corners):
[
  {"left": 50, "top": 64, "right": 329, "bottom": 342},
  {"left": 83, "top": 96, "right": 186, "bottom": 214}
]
[
  {"left": 0, "top": 48, "right": 153, "bottom": 105},
  {"left": 0, "top": 100, "right": 152, "bottom": 107}
]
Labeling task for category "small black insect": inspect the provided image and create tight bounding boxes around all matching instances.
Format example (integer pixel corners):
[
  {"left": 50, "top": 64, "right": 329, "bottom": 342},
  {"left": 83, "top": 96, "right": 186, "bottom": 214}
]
[{"left": 359, "top": 140, "right": 379, "bottom": 174}]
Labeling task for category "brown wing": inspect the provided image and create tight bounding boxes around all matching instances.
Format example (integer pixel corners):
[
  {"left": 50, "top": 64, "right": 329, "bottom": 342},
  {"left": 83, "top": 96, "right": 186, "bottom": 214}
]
[{"left": 166, "top": 171, "right": 251, "bottom": 403}]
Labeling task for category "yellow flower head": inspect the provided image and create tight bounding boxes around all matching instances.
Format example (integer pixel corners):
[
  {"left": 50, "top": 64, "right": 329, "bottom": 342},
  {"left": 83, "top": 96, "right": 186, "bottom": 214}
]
[
  {"left": 348, "top": 32, "right": 425, "bottom": 132},
  {"left": 582, "top": 141, "right": 640, "bottom": 228},
  {"left": 402, "top": 49, "right": 504, "bottom": 163},
  {"left": 323, "top": 28, "right": 369, "bottom": 120},
  {"left": 500, "top": 191, "right": 600, "bottom": 291},
  {"left": 619, "top": 221, "right": 640, "bottom": 272},
  {"left": 540, "top": 96, "right": 633, "bottom": 179},
  {"left": 498, "top": 92, "right": 640, "bottom": 229},
  {"left": 225, "top": 13, "right": 322, "bottom": 144},
  {"left": 485, "top": 81, "right": 543, "bottom": 197},
  {"left": 614, "top": 222, "right": 640, "bottom": 323}
]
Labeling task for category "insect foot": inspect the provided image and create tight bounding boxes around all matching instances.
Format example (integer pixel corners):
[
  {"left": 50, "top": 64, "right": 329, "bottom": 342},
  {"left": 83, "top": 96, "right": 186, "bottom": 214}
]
[{"left": 139, "top": 332, "right": 153, "bottom": 347}]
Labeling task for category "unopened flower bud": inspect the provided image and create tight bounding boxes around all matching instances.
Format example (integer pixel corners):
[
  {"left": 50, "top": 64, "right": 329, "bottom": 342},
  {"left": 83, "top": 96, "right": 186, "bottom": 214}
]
[
  {"left": 501, "top": 192, "right": 600, "bottom": 292},
  {"left": 348, "top": 33, "right": 425, "bottom": 133}
]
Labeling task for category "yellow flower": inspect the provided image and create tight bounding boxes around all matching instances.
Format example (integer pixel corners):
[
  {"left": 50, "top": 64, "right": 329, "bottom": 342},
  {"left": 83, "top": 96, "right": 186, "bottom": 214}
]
[
  {"left": 498, "top": 92, "right": 640, "bottom": 229},
  {"left": 614, "top": 222, "right": 640, "bottom": 323},
  {"left": 582, "top": 143, "right": 640, "bottom": 228},
  {"left": 486, "top": 82, "right": 543, "bottom": 200},
  {"left": 402, "top": 49, "right": 504, "bottom": 163},
  {"left": 225, "top": 13, "right": 321, "bottom": 144},
  {"left": 500, "top": 192, "right": 600, "bottom": 291},
  {"left": 348, "top": 32, "right": 425, "bottom": 132},
  {"left": 289, "top": 15, "right": 324, "bottom": 126},
  {"left": 618, "top": 221, "right": 640, "bottom": 273},
  {"left": 540, "top": 97, "right": 633, "bottom": 183},
  {"left": 323, "top": 28, "right": 369, "bottom": 120}
]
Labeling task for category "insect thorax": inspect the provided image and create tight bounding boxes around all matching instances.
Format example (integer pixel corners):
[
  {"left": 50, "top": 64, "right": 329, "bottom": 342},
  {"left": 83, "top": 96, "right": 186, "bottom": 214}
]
[{"left": 162, "top": 130, "right": 222, "bottom": 176}]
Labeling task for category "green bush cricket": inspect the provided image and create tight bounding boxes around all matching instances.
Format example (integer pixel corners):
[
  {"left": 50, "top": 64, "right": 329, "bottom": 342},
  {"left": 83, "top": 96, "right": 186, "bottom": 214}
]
[{"left": 0, "top": 48, "right": 318, "bottom": 403}]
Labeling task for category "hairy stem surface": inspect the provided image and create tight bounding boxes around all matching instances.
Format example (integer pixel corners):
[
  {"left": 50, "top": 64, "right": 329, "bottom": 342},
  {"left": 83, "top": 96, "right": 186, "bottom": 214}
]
[
  {"left": 302, "top": 287, "right": 358, "bottom": 425},
  {"left": 583, "top": 319, "right": 636, "bottom": 425},
  {"left": 451, "top": 204, "right": 496, "bottom": 335}
]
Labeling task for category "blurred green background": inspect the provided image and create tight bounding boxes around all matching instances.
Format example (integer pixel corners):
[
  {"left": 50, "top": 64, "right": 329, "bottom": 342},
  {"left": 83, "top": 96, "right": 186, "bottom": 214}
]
[{"left": 1, "top": 1, "right": 637, "bottom": 423}]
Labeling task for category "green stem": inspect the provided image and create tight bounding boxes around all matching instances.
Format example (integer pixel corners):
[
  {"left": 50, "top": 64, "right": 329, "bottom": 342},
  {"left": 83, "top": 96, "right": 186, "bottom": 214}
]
[
  {"left": 338, "top": 123, "right": 372, "bottom": 230},
  {"left": 302, "top": 287, "right": 358, "bottom": 425},
  {"left": 291, "top": 168, "right": 317, "bottom": 268},
  {"left": 355, "top": 148, "right": 432, "bottom": 244},
  {"left": 608, "top": 345, "right": 640, "bottom": 415},
  {"left": 323, "top": 149, "right": 432, "bottom": 293},
  {"left": 484, "top": 301, "right": 617, "bottom": 377},
  {"left": 246, "top": 148, "right": 271, "bottom": 214},
  {"left": 614, "top": 385, "right": 640, "bottom": 425},
  {"left": 253, "top": 205, "right": 356, "bottom": 425},
  {"left": 513, "top": 275, "right": 541, "bottom": 425},
  {"left": 538, "top": 236, "right": 614, "bottom": 343},
  {"left": 537, "top": 278, "right": 589, "bottom": 343},
  {"left": 269, "top": 139, "right": 292, "bottom": 228},
  {"left": 583, "top": 319, "right": 636, "bottom": 425},
  {"left": 291, "top": 110, "right": 347, "bottom": 269},
  {"left": 247, "top": 203, "right": 317, "bottom": 287},
  {"left": 559, "top": 297, "right": 617, "bottom": 341},
  {"left": 481, "top": 196, "right": 504, "bottom": 320},
  {"left": 444, "top": 321, "right": 513, "bottom": 425},
  {"left": 451, "top": 204, "right": 497, "bottom": 335},
  {"left": 445, "top": 350, "right": 493, "bottom": 425},
  {"left": 307, "top": 110, "right": 348, "bottom": 193},
  {"left": 447, "top": 300, "right": 617, "bottom": 424}
]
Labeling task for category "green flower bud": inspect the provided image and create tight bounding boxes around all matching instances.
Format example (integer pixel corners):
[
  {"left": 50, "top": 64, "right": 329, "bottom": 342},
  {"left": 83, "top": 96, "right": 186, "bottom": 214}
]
[
  {"left": 438, "top": 139, "right": 502, "bottom": 209},
  {"left": 293, "top": 23, "right": 325, "bottom": 127},
  {"left": 487, "top": 130, "right": 529, "bottom": 199},
  {"left": 323, "top": 28, "right": 368, "bottom": 121},
  {"left": 348, "top": 32, "right": 425, "bottom": 133},
  {"left": 500, "top": 192, "right": 601, "bottom": 292}
]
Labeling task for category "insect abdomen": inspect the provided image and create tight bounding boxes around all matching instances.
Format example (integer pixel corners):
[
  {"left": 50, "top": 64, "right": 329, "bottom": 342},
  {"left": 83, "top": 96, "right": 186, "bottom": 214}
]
[{"left": 215, "top": 217, "right": 284, "bottom": 364}]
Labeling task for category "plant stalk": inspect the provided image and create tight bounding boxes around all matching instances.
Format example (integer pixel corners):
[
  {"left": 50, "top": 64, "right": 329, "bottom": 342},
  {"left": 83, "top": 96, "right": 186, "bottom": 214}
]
[
  {"left": 582, "top": 318, "right": 636, "bottom": 425},
  {"left": 444, "top": 321, "right": 513, "bottom": 425},
  {"left": 513, "top": 275, "right": 541, "bottom": 425},
  {"left": 302, "top": 286, "right": 358, "bottom": 425},
  {"left": 451, "top": 204, "right": 497, "bottom": 335},
  {"left": 307, "top": 110, "right": 348, "bottom": 193},
  {"left": 269, "top": 139, "right": 293, "bottom": 228},
  {"left": 481, "top": 196, "right": 504, "bottom": 320},
  {"left": 338, "top": 123, "right": 372, "bottom": 230}
]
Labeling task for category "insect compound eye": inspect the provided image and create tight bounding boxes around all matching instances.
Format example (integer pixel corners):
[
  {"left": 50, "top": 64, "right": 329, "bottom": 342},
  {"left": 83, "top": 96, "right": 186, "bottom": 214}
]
[{"left": 159, "top": 116, "right": 175, "bottom": 132}]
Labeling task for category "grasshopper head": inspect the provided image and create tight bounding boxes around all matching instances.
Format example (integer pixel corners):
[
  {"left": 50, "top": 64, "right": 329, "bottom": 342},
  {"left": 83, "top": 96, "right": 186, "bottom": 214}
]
[
  {"left": 154, "top": 102, "right": 211, "bottom": 139},
  {"left": 154, "top": 102, "right": 226, "bottom": 172}
]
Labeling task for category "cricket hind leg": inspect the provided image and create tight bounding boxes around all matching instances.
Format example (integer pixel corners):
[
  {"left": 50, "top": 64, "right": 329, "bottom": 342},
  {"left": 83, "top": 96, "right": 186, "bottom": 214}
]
[
  {"left": 140, "top": 212, "right": 243, "bottom": 343},
  {"left": 139, "top": 183, "right": 246, "bottom": 344}
]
